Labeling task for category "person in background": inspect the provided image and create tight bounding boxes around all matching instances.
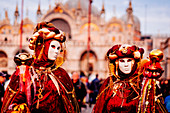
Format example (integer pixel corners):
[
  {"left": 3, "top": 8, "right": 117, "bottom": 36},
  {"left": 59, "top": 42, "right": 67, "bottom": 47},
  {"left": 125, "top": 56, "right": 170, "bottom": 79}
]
[
  {"left": 160, "top": 80, "right": 170, "bottom": 112},
  {"left": 0, "top": 72, "right": 6, "bottom": 110},
  {"left": 80, "top": 71, "right": 86, "bottom": 78},
  {"left": 4, "top": 74, "right": 11, "bottom": 90},
  {"left": 89, "top": 74, "right": 100, "bottom": 106},
  {"left": 72, "top": 71, "right": 87, "bottom": 111},
  {"left": 81, "top": 76, "right": 92, "bottom": 105},
  {"left": 165, "top": 95, "right": 170, "bottom": 112}
]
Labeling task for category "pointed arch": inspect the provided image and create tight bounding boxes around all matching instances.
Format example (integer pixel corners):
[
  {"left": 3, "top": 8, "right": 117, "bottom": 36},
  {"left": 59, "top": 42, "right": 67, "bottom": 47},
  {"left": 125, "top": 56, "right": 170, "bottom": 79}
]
[
  {"left": 0, "top": 50, "right": 8, "bottom": 67},
  {"left": 80, "top": 50, "right": 97, "bottom": 75}
]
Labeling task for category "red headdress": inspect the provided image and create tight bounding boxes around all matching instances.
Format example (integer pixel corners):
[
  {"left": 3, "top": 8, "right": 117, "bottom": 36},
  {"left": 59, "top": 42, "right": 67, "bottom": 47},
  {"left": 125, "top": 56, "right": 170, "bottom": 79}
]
[
  {"left": 107, "top": 44, "right": 144, "bottom": 62},
  {"left": 138, "top": 50, "right": 165, "bottom": 113},
  {"left": 106, "top": 44, "right": 144, "bottom": 79},
  {"left": 29, "top": 22, "right": 66, "bottom": 69},
  {"left": 143, "top": 49, "right": 164, "bottom": 78}
]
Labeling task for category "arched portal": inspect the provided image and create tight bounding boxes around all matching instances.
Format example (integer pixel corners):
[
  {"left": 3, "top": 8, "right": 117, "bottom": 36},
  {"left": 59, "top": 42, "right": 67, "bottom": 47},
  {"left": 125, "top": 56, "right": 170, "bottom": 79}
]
[
  {"left": 0, "top": 51, "right": 8, "bottom": 67},
  {"left": 80, "top": 50, "right": 97, "bottom": 76},
  {"left": 49, "top": 19, "right": 72, "bottom": 39}
]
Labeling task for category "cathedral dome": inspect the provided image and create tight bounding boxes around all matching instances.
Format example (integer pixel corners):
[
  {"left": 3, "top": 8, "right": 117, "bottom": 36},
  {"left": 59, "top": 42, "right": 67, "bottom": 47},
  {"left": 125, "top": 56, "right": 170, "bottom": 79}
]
[
  {"left": 64, "top": 0, "right": 99, "bottom": 16},
  {"left": 120, "top": 1, "right": 140, "bottom": 32},
  {"left": 121, "top": 14, "right": 140, "bottom": 31}
]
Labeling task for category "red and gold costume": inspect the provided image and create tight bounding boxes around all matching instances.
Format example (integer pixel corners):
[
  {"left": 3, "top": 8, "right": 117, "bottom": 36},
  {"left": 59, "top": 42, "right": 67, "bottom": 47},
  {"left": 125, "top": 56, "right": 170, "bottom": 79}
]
[
  {"left": 1, "top": 22, "right": 79, "bottom": 113},
  {"left": 137, "top": 49, "right": 167, "bottom": 113},
  {"left": 93, "top": 45, "right": 167, "bottom": 113}
]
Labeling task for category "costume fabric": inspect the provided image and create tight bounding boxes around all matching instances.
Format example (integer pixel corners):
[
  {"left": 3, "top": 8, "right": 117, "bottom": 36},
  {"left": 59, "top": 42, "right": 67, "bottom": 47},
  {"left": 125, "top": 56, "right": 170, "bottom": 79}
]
[
  {"left": 0, "top": 82, "right": 5, "bottom": 110},
  {"left": 93, "top": 72, "right": 140, "bottom": 113},
  {"left": 93, "top": 74, "right": 167, "bottom": 113},
  {"left": 1, "top": 22, "right": 79, "bottom": 113},
  {"left": 1, "top": 67, "right": 79, "bottom": 113},
  {"left": 93, "top": 44, "right": 167, "bottom": 113}
]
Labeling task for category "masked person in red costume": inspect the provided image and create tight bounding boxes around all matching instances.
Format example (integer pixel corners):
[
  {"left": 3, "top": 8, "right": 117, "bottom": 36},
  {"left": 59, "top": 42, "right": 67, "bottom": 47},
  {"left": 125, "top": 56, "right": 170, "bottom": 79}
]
[
  {"left": 93, "top": 44, "right": 167, "bottom": 113},
  {"left": 1, "top": 22, "right": 79, "bottom": 113}
]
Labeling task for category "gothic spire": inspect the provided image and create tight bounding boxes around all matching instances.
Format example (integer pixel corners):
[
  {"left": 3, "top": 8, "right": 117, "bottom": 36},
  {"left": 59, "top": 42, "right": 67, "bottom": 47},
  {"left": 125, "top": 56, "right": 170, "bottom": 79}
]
[
  {"left": 14, "top": 2, "right": 19, "bottom": 18},
  {"left": 126, "top": 0, "right": 133, "bottom": 14},
  {"left": 49, "top": 0, "right": 51, "bottom": 10},
  {"left": 37, "top": 0, "right": 42, "bottom": 16},
  {"left": 101, "top": 0, "right": 105, "bottom": 14},
  {"left": 77, "top": 0, "right": 81, "bottom": 10},
  {"left": 5, "top": 10, "right": 9, "bottom": 19}
]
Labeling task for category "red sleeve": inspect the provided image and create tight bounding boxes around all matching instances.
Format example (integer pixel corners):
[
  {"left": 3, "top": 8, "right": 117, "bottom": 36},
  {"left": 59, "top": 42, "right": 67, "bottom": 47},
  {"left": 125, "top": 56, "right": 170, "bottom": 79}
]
[{"left": 52, "top": 67, "right": 73, "bottom": 91}]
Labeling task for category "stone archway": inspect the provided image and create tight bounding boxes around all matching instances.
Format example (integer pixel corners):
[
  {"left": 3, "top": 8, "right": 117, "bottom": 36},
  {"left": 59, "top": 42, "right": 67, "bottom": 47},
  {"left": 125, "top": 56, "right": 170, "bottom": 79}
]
[
  {"left": 49, "top": 18, "right": 72, "bottom": 39},
  {"left": 0, "top": 51, "right": 8, "bottom": 67},
  {"left": 80, "top": 50, "right": 97, "bottom": 76}
]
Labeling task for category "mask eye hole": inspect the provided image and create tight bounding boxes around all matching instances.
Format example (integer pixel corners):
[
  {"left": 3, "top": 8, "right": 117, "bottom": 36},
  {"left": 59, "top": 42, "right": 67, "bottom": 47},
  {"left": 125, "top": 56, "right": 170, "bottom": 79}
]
[
  {"left": 57, "top": 46, "right": 60, "bottom": 50},
  {"left": 127, "top": 59, "right": 132, "bottom": 62},
  {"left": 119, "top": 59, "right": 125, "bottom": 62},
  {"left": 51, "top": 45, "right": 55, "bottom": 49}
]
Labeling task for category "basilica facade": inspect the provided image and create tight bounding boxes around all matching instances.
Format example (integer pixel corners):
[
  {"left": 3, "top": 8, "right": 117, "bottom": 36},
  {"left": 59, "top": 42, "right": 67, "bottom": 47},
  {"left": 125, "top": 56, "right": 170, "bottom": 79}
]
[{"left": 0, "top": 0, "right": 150, "bottom": 79}]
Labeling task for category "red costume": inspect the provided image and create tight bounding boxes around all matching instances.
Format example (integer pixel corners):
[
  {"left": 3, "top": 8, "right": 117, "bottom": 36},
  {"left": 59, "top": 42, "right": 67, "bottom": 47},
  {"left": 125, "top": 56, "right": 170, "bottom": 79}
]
[
  {"left": 93, "top": 45, "right": 167, "bottom": 113},
  {"left": 1, "top": 22, "right": 79, "bottom": 113}
]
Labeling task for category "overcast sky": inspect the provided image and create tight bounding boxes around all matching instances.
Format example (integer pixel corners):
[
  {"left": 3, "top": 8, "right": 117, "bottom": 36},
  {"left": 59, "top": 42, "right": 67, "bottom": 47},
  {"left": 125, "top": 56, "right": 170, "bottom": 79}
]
[{"left": 0, "top": 0, "right": 170, "bottom": 35}]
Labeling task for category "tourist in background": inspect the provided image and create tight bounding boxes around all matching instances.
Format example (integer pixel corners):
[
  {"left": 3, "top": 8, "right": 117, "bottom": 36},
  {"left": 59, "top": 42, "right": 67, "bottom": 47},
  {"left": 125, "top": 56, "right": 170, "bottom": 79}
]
[
  {"left": 0, "top": 72, "right": 6, "bottom": 110},
  {"left": 89, "top": 74, "right": 100, "bottom": 106},
  {"left": 72, "top": 71, "right": 87, "bottom": 111}
]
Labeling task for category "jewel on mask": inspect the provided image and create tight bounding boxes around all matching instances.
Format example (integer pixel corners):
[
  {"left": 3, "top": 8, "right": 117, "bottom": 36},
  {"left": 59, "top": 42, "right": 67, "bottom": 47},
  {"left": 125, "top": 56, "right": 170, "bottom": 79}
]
[
  {"left": 119, "top": 45, "right": 130, "bottom": 54},
  {"left": 134, "top": 51, "right": 141, "bottom": 59}
]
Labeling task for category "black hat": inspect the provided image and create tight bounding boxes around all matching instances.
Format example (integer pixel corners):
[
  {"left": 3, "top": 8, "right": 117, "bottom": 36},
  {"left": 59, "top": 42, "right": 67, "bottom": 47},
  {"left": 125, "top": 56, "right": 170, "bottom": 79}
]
[{"left": 0, "top": 72, "right": 6, "bottom": 77}]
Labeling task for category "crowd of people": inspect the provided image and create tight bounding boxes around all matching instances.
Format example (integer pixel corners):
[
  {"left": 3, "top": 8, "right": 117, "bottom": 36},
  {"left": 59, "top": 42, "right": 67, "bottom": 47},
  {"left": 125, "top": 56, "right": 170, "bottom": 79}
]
[
  {"left": 0, "top": 21, "right": 170, "bottom": 113},
  {"left": 71, "top": 71, "right": 103, "bottom": 111}
]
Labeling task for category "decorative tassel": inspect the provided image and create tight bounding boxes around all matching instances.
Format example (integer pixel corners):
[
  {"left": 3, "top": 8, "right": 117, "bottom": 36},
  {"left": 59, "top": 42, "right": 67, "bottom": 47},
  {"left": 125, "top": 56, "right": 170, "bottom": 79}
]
[
  {"left": 115, "top": 60, "right": 119, "bottom": 78},
  {"left": 36, "top": 99, "right": 39, "bottom": 109},
  {"left": 36, "top": 88, "right": 43, "bottom": 109},
  {"left": 37, "top": 45, "right": 45, "bottom": 61},
  {"left": 19, "top": 65, "right": 25, "bottom": 92},
  {"left": 108, "top": 63, "right": 114, "bottom": 88},
  {"left": 55, "top": 57, "right": 64, "bottom": 69}
]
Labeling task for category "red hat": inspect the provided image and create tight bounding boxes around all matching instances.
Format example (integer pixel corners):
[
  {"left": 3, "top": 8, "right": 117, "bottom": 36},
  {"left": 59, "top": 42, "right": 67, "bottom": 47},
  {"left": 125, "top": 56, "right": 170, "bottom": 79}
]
[
  {"left": 29, "top": 22, "right": 66, "bottom": 68},
  {"left": 107, "top": 44, "right": 144, "bottom": 62},
  {"left": 29, "top": 21, "right": 66, "bottom": 50}
]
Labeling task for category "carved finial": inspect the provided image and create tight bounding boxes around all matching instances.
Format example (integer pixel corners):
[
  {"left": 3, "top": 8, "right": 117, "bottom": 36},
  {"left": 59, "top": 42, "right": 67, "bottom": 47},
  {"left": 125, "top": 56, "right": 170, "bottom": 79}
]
[
  {"left": 14, "top": 2, "right": 19, "bottom": 18},
  {"left": 101, "top": 0, "right": 105, "bottom": 14},
  {"left": 77, "top": 0, "right": 81, "bottom": 10},
  {"left": 37, "top": 0, "right": 42, "bottom": 15},
  {"left": 5, "top": 10, "right": 8, "bottom": 19}
]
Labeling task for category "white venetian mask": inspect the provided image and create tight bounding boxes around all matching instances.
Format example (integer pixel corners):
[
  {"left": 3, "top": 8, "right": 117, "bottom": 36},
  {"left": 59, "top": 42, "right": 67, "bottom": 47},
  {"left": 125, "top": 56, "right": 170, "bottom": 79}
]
[
  {"left": 118, "top": 58, "right": 135, "bottom": 74},
  {"left": 48, "top": 40, "right": 61, "bottom": 60}
]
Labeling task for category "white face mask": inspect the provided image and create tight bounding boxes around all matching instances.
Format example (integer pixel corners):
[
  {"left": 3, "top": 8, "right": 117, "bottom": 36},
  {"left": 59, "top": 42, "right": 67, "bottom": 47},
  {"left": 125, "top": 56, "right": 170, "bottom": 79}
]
[
  {"left": 118, "top": 58, "right": 135, "bottom": 74},
  {"left": 48, "top": 40, "right": 61, "bottom": 60}
]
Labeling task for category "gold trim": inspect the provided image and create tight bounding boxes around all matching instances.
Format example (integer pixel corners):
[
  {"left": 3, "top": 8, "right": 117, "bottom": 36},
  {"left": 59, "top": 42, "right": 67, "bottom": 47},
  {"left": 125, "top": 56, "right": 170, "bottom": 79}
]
[{"left": 7, "top": 85, "right": 17, "bottom": 94}]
